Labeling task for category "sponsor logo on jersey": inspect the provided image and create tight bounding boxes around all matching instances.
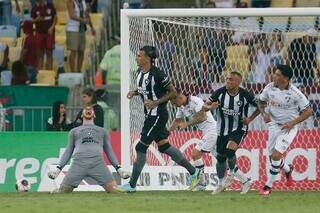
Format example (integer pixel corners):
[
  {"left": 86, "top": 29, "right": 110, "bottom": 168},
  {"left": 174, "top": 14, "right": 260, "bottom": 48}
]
[
  {"left": 221, "top": 107, "right": 240, "bottom": 116},
  {"left": 137, "top": 87, "right": 149, "bottom": 95}
]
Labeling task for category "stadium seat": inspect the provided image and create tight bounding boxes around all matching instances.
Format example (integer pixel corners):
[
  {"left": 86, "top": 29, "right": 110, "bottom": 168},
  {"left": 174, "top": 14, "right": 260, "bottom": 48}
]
[
  {"left": 36, "top": 70, "right": 56, "bottom": 85},
  {"left": 225, "top": 45, "right": 250, "bottom": 79},
  {"left": 0, "top": 37, "right": 16, "bottom": 47},
  {"left": 0, "top": 25, "right": 17, "bottom": 38},
  {"left": 58, "top": 73, "right": 83, "bottom": 87},
  {"left": 57, "top": 11, "right": 68, "bottom": 25},
  {"left": 8, "top": 46, "right": 22, "bottom": 63},
  {"left": 262, "top": 17, "right": 289, "bottom": 32},
  {"left": 285, "top": 32, "right": 305, "bottom": 45},
  {"left": 53, "top": 0, "right": 67, "bottom": 11},
  {"left": 296, "top": 0, "right": 319, "bottom": 7},
  {"left": 290, "top": 17, "right": 316, "bottom": 31},
  {"left": 0, "top": 71, "right": 12, "bottom": 86},
  {"left": 271, "top": 0, "right": 294, "bottom": 7}
]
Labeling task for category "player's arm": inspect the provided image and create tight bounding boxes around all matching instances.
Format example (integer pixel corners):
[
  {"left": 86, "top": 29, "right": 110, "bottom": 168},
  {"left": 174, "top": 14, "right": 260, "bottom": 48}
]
[
  {"left": 243, "top": 90, "right": 260, "bottom": 125},
  {"left": 103, "top": 133, "right": 131, "bottom": 179},
  {"left": 202, "top": 90, "right": 220, "bottom": 112},
  {"left": 169, "top": 118, "right": 183, "bottom": 131},
  {"left": 58, "top": 131, "right": 76, "bottom": 168},
  {"left": 257, "top": 85, "right": 271, "bottom": 123},
  {"left": 183, "top": 110, "right": 207, "bottom": 128},
  {"left": 287, "top": 107, "right": 312, "bottom": 127}
]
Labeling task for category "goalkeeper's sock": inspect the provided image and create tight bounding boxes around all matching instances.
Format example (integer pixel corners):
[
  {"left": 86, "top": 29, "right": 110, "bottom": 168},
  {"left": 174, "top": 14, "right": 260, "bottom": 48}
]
[
  {"left": 163, "top": 146, "right": 196, "bottom": 174},
  {"left": 129, "top": 151, "right": 146, "bottom": 188}
]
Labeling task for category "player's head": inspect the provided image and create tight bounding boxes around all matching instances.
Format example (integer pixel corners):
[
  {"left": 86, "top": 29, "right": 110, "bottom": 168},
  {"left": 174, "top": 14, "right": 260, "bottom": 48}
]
[
  {"left": 274, "top": 64, "right": 293, "bottom": 86},
  {"left": 136, "top": 46, "right": 157, "bottom": 67},
  {"left": 170, "top": 91, "right": 187, "bottom": 107},
  {"left": 82, "top": 88, "right": 97, "bottom": 106},
  {"left": 226, "top": 71, "right": 242, "bottom": 90},
  {"left": 82, "top": 106, "right": 95, "bottom": 121}
]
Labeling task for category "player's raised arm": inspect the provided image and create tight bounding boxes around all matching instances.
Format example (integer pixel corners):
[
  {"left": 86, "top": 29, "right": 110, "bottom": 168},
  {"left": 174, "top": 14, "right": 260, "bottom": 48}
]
[{"left": 103, "top": 133, "right": 131, "bottom": 179}]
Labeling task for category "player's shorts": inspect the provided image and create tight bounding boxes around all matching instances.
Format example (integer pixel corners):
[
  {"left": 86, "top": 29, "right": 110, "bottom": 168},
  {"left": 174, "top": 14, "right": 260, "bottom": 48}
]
[
  {"left": 195, "top": 132, "right": 217, "bottom": 154},
  {"left": 216, "top": 129, "right": 246, "bottom": 156},
  {"left": 67, "top": 31, "right": 86, "bottom": 51},
  {"left": 60, "top": 157, "right": 114, "bottom": 188},
  {"left": 267, "top": 123, "right": 298, "bottom": 155},
  {"left": 140, "top": 113, "right": 169, "bottom": 145},
  {"left": 35, "top": 32, "right": 55, "bottom": 50}
]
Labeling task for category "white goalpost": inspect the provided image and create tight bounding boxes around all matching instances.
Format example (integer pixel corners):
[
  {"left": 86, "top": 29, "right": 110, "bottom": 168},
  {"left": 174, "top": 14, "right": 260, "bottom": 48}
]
[{"left": 121, "top": 7, "right": 320, "bottom": 191}]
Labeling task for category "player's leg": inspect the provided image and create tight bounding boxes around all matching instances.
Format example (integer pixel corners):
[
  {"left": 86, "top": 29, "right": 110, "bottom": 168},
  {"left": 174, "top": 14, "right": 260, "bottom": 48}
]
[
  {"left": 192, "top": 133, "right": 217, "bottom": 191},
  {"left": 226, "top": 130, "right": 251, "bottom": 194},
  {"left": 88, "top": 160, "right": 122, "bottom": 193},
  {"left": 212, "top": 136, "right": 227, "bottom": 194},
  {"left": 261, "top": 127, "right": 297, "bottom": 195},
  {"left": 58, "top": 162, "right": 87, "bottom": 193},
  {"left": 119, "top": 116, "right": 155, "bottom": 191}
]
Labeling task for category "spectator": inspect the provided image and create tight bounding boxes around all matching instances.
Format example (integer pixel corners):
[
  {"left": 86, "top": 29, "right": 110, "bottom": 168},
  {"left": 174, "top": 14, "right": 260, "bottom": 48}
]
[
  {"left": 192, "top": 47, "right": 217, "bottom": 87},
  {"left": 0, "top": 0, "right": 20, "bottom": 25},
  {"left": 47, "top": 101, "right": 72, "bottom": 131},
  {"left": 73, "top": 88, "right": 104, "bottom": 127},
  {"left": 249, "top": 37, "right": 272, "bottom": 83},
  {"left": 31, "top": 0, "right": 57, "bottom": 70},
  {"left": 97, "top": 44, "right": 120, "bottom": 85},
  {"left": 95, "top": 89, "right": 119, "bottom": 131},
  {"left": 85, "top": 0, "right": 97, "bottom": 13},
  {"left": 66, "top": 0, "right": 95, "bottom": 73},
  {"left": 288, "top": 28, "right": 319, "bottom": 85},
  {"left": 0, "top": 43, "right": 9, "bottom": 72},
  {"left": 11, "top": 60, "right": 28, "bottom": 85},
  {"left": 268, "top": 29, "right": 288, "bottom": 80},
  {"left": 229, "top": 2, "right": 259, "bottom": 45},
  {"left": 20, "top": 20, "right": 38, "bottom": 83}
]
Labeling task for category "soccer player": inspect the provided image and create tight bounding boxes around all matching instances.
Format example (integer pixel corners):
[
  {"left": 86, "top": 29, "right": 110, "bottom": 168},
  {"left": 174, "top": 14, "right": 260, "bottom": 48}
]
[
  {"left": 48, "top": 106, "right": 130, "bottom": 193},
  {"left": 257, "top": 64, "right": 312, "bottom": 196},
  {"left": 169, "top": 91, "right": 217, "bottom": 191},
  {"left": 203, "top": 71, "right": 260, "bottom": 194},
  {"left": 119, "top": 46, "right": 200, "bottom": 192}
]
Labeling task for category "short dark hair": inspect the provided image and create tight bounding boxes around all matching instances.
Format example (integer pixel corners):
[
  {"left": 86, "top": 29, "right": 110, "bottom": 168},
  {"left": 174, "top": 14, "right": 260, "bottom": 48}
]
[
  {"left": 276, "top": 64, "right": 293, "bottom": 80},
  {"left": 140, "top": 46, "right": 158, "bottom": 60},
  {"left": 229, "top": 71, "right": 242, "bottom": 80},
  {"left": 82, "top": 88, "right": 97, "bottom": 104}
]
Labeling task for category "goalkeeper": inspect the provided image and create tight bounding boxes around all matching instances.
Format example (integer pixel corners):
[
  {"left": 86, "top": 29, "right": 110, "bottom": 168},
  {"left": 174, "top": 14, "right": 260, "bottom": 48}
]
[{"left": 48, "top": 106, "right": 130, "bottom": 193}]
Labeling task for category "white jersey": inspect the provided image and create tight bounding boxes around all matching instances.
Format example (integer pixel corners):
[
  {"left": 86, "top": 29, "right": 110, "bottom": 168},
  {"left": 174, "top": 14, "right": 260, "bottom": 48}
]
[
  {"left": 176, "top": 96, "right": 217, "bottom": 135},
  {"left": 259, "top": 82, "right": 310, "bottom": 124}
]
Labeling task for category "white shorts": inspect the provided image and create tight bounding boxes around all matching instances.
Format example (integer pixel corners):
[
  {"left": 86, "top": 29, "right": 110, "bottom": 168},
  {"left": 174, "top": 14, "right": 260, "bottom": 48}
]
[
  {"left": 267, "top": 123, "right": 298, "bottom": 155},
  {"left": 195, "top": 133, "right": 217, "bottom": 155}
]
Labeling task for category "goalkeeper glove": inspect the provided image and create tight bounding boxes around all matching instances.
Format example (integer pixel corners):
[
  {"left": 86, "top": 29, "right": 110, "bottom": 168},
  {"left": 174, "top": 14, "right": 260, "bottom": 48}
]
[
  {"left": 115, "top": 166, "right": 131, "bottom": 179},
  {"left": 48, "top": 165, "right": 62, "bottom": 180}
]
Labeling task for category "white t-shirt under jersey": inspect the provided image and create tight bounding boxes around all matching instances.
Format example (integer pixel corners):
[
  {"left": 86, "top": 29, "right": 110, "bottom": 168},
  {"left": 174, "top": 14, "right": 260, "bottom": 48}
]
[
  {"left": 176, "top": 96, "right": 217, "bottom": 135},
  {"left": 259, "top": 82, "right": 310, "bottom": 124}
]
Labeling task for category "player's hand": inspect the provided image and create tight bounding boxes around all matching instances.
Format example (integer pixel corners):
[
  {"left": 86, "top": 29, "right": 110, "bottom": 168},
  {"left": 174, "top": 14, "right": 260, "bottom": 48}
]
[
  {"left": 48, "top": 166, "right": 61, "bottom": 180},
  {"left": 262, "top": 113, "right": 271, "bottom": 123},
  {"left": 127, "top": 91, "right": 136, "bottom": 99},
  {"left": 202, "top": 101, "right": 219, "bottom": 111},
  {"left": 144, "top": 99, "right": 159, "bottom": 109},
  {"left": 242, "top": 117, "right": 252, "bottom": 125},
  {"left": 282, "top": 121, "right": 295, "bottom": 131},
  {"left": 116, "top": 167, "right": 131, "bottom": 179},
  {"left": 177, "top": 121, "right": 188, "bottom": 129}
]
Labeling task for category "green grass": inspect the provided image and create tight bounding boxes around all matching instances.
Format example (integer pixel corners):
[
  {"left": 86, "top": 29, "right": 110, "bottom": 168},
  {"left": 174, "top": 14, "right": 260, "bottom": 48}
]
[{"left": 0, "top": 191, "right": 319, "bottom": 213}]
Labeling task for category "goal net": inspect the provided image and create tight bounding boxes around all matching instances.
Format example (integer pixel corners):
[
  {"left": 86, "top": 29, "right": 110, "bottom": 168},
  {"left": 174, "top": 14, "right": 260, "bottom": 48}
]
[{"left": 121, "top": 8, "right": 320, "bottom": 191}]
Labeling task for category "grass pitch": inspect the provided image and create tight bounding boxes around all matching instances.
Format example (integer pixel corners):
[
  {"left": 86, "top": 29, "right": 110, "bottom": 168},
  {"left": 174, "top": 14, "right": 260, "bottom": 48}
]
[{"left": 0, "top": 191, "right": 319, "bottom": 213}]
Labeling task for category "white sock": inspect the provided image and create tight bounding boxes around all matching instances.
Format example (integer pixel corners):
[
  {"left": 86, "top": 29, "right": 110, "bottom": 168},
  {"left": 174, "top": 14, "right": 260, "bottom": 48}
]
[
  {"left": 233, "top": 167, "right": 248, "bottom": 183},
  {"left": 266, "top": 159, "right": 281, "bottom": 188},
  {"left": 282, "top": 163, "right": 290, "bottom": 173},
  {"left": 193, "top": 158, "right": 204, "bottom": 168}
]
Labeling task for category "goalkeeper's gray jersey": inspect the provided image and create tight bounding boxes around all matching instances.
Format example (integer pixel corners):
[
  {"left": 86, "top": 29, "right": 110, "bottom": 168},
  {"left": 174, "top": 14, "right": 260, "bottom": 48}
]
[{"left": 58, "top": 124, "right": 119, "bottom": 168}]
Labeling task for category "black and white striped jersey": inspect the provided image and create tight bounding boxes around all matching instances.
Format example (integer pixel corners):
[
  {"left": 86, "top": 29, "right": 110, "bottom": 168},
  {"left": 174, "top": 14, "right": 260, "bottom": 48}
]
[
  {"left": 209, "top": 86, "right": 257, "bottom": 136},
  {"left": 136, "top": 66, "right": 171, "bottom": 116}
]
